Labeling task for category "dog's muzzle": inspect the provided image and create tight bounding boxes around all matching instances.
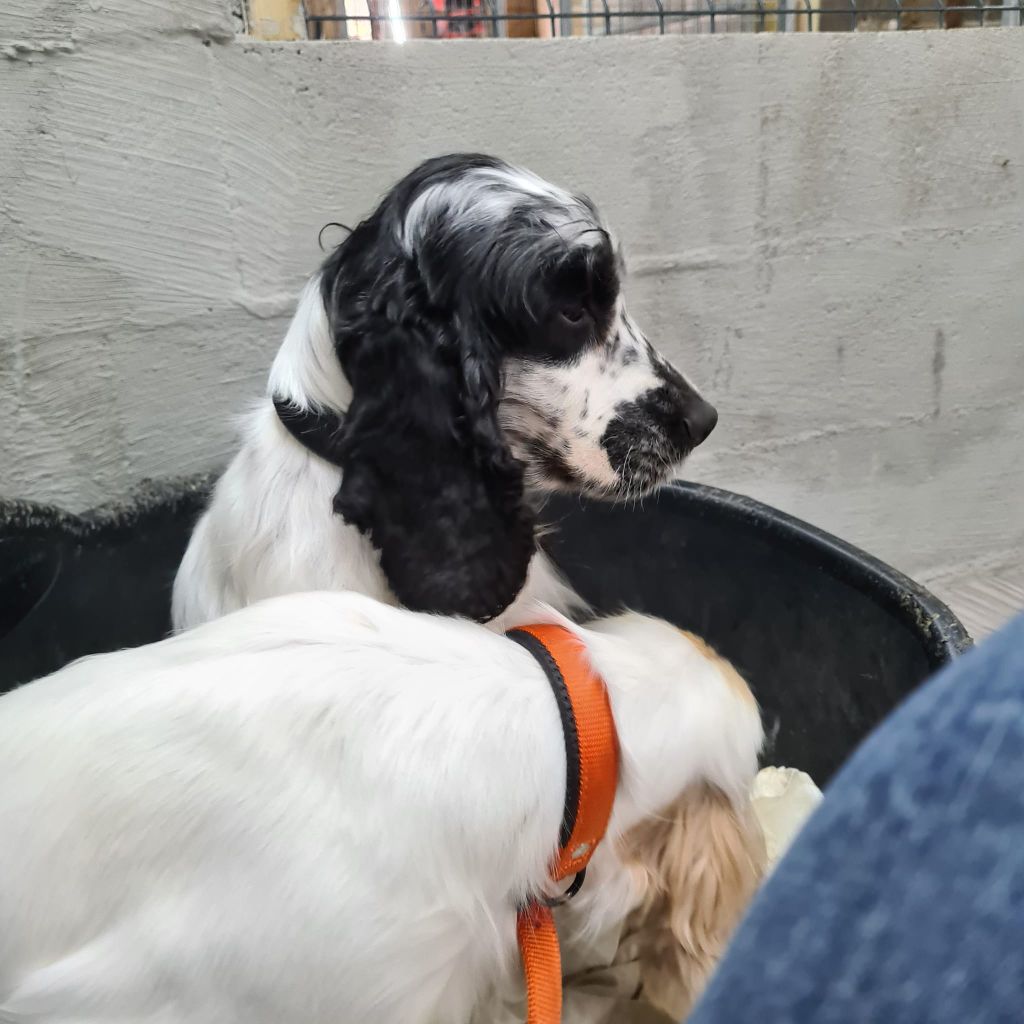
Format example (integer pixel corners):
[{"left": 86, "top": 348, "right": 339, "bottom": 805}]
[{"left": 600, "top": 383, "right": 718, "bottom": 489}]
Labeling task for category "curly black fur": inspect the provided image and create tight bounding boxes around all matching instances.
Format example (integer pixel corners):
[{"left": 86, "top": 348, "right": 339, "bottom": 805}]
[{"left": 316, "top": 156, "right": 539, "bottom": 621}]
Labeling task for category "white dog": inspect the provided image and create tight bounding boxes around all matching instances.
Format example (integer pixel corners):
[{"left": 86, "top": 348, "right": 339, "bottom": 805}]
[
  {"left": 0, "top": 593, "right": 762, "bottom": 1024},
  {"left": 172, "top": 154, "right": 717, "bottom": 632}
]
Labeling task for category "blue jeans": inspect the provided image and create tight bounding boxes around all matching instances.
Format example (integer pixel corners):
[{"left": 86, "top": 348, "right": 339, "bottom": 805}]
[{"left": 688, "top": 613, "right": 1024, "bottom": 1024}]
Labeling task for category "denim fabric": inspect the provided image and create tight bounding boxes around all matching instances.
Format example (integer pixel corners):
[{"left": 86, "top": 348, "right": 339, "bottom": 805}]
[{"left": 688, "top": 613, "right": 1024, "bottom": 1024}]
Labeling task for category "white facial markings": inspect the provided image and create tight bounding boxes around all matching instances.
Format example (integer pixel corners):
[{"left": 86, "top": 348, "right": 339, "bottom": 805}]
[
  {"left": 392, "top": 159, "right": 689, "bottom": 496},
  {"left": 500, "top": 303, "right": 665, "bottom": 495},
  {"left": 401, "top": 164, "right": 602, "bottom": 256}
]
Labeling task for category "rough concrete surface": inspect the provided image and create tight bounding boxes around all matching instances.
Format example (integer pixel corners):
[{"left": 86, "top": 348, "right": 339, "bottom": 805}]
[
  {"left": 2, "top": 1, "right": 1023, "bottom": 585},
  {"left": 932, "top": 565, "right": 1024, "bottom": 640}
]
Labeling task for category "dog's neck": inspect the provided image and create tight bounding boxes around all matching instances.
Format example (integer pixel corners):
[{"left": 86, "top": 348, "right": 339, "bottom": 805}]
[
  {"left": 267, "top": 277, "right": 352, "bottom": 415},
  {"left": 266, "top": 277, "right": 354, "bottom": 468},
  {"left": 272, "top": 398, "right": 346, "bottom": 468}
]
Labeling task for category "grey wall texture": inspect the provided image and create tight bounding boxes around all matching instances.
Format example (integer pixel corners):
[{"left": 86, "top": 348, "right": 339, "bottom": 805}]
[{"left": 2, "top": 1, "right": 1023, "bottom": 584}]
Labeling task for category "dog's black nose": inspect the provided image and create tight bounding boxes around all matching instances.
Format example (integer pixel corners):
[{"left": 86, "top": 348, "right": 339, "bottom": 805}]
[{"left": 683, "top": 397, "right": 718, "bottom": 447}]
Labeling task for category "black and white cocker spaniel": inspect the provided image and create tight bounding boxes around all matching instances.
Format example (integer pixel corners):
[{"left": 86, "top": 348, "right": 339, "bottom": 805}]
[{"left": 173, "top": 154, "right": 718, "bottom": 631}]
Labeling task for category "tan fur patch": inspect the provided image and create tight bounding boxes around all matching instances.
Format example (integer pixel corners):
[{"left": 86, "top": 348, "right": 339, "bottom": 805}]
[
  {"left": 615, "top": 784, "right": 766, "bottom": 1020},
  {"left": 679, "top": 630, "right": 757, "bottom": 708}
]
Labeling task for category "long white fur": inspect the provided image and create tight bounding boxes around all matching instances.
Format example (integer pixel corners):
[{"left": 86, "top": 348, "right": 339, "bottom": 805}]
[{"left": 0, "top": 591, "right": 762, "bottom": 1024}]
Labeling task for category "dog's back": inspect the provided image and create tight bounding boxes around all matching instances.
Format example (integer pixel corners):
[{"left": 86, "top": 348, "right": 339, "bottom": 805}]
[
  {"left": 0, "top": 593, "right": 567, "bottom": 1024},
  {"left": 0, "top": 595, "right": 762, "bottom": 1024}
]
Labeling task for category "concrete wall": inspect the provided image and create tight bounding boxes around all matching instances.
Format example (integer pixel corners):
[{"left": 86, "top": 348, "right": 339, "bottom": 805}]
[{"left": 2, "top": 2, "right": 1023, "bottom": 583}]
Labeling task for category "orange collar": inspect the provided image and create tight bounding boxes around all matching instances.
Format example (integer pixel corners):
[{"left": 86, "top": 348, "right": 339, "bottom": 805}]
[{"left": 506, "top": 624, "right": 620, "bottom": 1024}]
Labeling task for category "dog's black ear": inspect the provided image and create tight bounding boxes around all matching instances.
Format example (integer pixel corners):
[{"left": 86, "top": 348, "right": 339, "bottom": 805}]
[{"left": 332, "top": 314, "right": 535, "bottom": 623}]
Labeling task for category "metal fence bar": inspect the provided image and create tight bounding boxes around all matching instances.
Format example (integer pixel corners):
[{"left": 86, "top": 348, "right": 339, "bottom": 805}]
[
  {"left": 559, "top": 0, "right": 573, "bottom": 36},
  {"left": 481, "top": 0, "right": 499, "bottom": 36},
  {"left": 542, "top": 0, "right": 557, "bottom": 33},
  {"left": 301, "top": 0, "right": 1024, "bottom": 37}
]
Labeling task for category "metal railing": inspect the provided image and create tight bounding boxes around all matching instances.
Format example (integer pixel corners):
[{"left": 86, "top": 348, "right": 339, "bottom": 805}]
[{"left": 302, "top": 0, "right": 1023, "bottom": 39}]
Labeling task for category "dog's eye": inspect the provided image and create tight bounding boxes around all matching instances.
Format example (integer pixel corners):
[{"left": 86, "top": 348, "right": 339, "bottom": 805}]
[{"left": 560, "top": 306, "right": 588, "bottom": 326}]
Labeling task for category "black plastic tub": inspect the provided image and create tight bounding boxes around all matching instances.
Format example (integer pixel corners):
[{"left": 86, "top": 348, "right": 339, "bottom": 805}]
[{"left": 0, "top": 478, "right": 971, "bottom": 784}]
